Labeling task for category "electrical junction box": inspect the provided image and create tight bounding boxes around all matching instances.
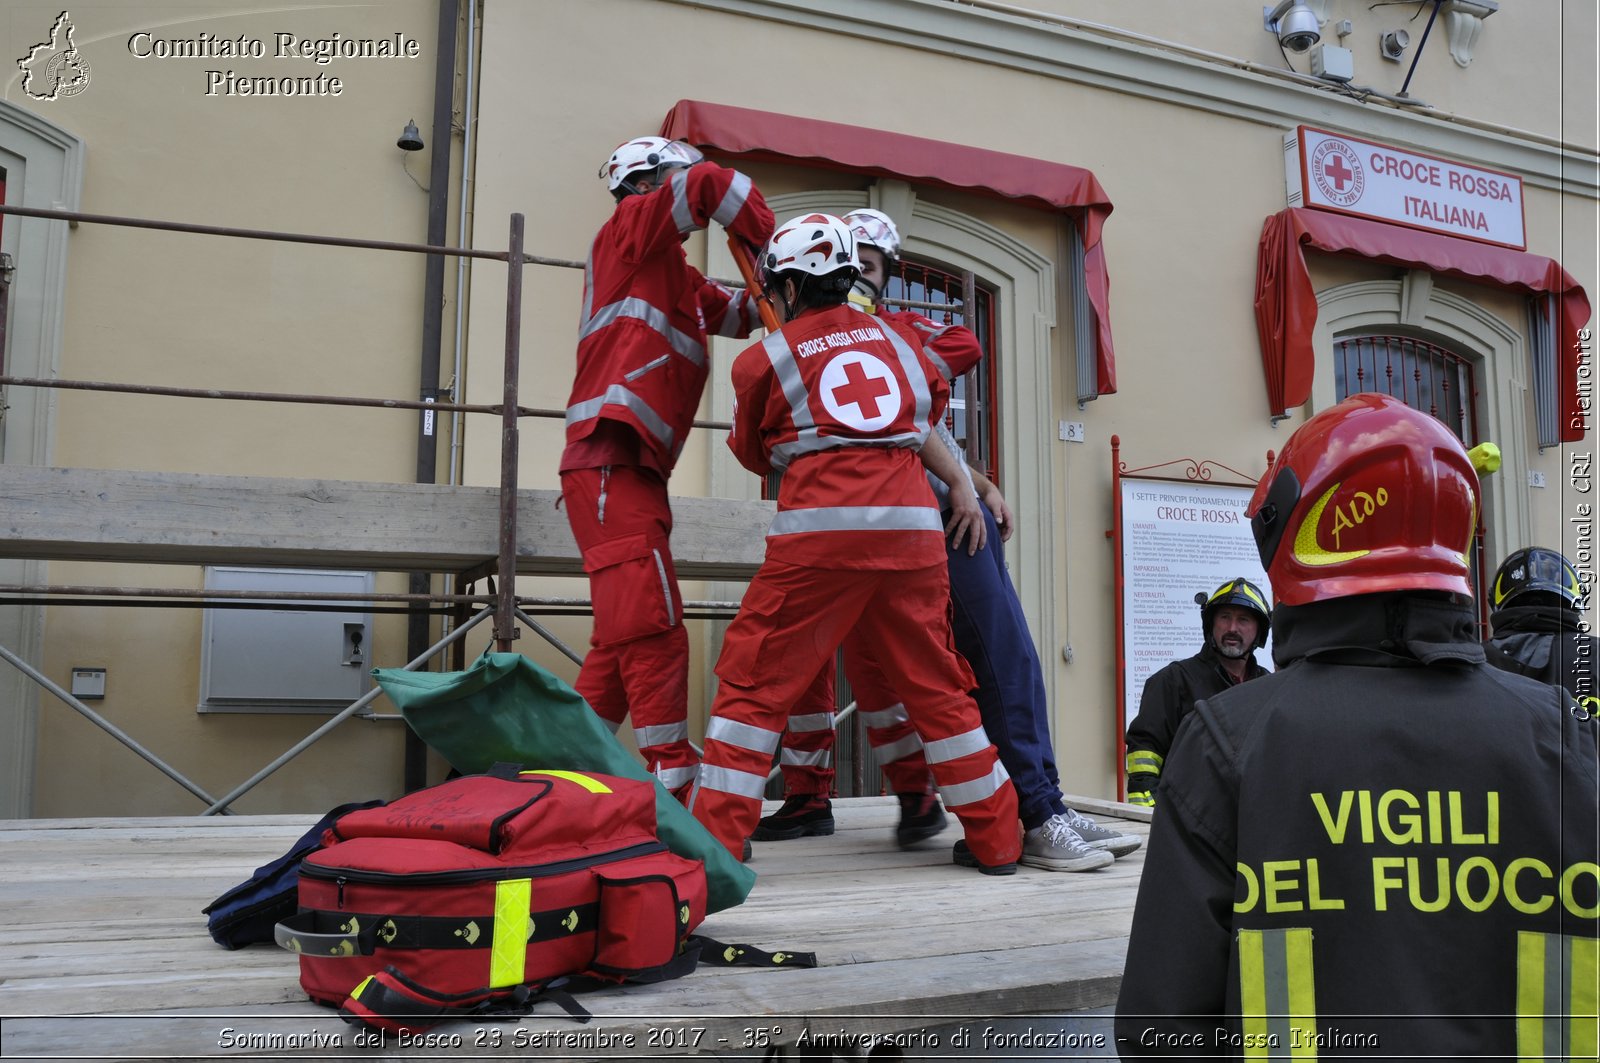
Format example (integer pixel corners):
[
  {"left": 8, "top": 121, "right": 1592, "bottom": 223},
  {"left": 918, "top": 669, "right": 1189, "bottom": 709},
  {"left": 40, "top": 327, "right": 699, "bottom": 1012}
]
[
  {"left": 198, "top": 566, "right": 374, "bottom": 713},
  {"left": 1311, "top": 43, "right": 1355, "bottom": 83}
]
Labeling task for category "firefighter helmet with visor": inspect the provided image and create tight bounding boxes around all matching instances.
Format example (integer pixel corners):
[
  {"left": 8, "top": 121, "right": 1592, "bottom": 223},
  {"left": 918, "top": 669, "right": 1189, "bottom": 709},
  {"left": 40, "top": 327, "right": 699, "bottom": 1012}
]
[
  {"left": 1491, "top": 547, "right": 1584, "bottom": 612},
  {"left": 1247, "top": 393, "right": 1479, "bottom": 607}
]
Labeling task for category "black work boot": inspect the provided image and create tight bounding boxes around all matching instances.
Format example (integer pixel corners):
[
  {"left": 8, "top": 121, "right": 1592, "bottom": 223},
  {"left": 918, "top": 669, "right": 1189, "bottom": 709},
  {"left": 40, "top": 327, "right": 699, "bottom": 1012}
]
[
  {"left": 751, "top": 795, "right": 834, "bottom": 841},
  {"left": 895, "top": 791, "right": 949, "bottom": 849}
]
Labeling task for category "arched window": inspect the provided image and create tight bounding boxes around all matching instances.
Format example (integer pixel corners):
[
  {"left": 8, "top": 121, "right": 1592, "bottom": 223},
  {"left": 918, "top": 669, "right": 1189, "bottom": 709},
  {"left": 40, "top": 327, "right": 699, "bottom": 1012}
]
[{"left": 885, "top": 258, "right": 1001, "bottom": 486}]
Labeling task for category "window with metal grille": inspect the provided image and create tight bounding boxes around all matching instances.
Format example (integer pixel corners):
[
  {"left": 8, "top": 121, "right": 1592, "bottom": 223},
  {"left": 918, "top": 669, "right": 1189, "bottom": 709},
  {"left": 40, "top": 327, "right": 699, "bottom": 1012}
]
[
  {"left": 1333, "top": 333, "right": 1488, "bottom": 630},
  {"left": 884, "top": 259, "right": 1000, "bottom": 487}
]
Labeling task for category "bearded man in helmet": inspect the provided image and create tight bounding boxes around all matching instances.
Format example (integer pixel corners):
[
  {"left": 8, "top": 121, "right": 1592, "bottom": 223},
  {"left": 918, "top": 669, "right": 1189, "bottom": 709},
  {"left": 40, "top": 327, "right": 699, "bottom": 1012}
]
[
  {"left": 689, "top": 213, "right": 1022, "bottom": 874},
  {"left": 1123, "top": 577, "right": 1271, "bottom": 809},
  {"left": 1115, "top": 394, "right": 1599, "bottom": 1057},
  {"left": 561, "top": 137, "right": 773, "bottom": 801},
  {"left": 1484, "top": 547, "right": 1598, "bottom": 714}
]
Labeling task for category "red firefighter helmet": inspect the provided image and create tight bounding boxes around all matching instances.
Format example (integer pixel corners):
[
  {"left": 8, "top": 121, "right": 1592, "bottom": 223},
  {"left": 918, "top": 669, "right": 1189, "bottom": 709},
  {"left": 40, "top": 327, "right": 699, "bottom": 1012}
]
[{"left": 1246, "top": 393, "right": 1479, "bottom": 607}]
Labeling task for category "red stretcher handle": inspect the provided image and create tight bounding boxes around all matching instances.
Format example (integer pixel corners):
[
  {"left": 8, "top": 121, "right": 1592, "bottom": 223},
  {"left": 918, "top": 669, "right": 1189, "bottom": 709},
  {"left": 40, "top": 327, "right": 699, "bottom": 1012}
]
[{"left": 727, "top": 234, "right": 782, "bottom": 333}]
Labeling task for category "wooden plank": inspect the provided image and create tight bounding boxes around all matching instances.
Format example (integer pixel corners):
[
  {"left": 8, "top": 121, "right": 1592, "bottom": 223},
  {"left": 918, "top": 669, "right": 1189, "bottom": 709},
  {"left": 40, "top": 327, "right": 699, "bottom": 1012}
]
[
  {"left": 0, "top": 799, "right": 1147, "bottom": 1055},
  {"left": 0, "top": 466, "right": 772, "bottom": 580}
]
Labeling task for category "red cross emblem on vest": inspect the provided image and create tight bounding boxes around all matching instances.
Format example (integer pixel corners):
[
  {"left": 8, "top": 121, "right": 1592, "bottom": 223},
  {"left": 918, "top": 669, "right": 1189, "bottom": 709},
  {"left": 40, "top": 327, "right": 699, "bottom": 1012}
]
[{"left": 819, "top": 351, "right": 901, "bottom": 431}]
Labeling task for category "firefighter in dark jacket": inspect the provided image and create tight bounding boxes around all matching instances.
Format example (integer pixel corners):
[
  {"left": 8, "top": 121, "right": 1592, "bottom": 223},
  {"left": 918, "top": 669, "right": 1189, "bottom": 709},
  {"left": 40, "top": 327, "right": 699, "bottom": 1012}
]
[
  {"left": 1123, "top": 578, "right": 1270, "bottom": 808},
  {"left": 1484, "top": 546, "right": 1598, "bottom": 714},
  {"left": 1116, "top": 394, "right": 1600, "bottom": 1059}
]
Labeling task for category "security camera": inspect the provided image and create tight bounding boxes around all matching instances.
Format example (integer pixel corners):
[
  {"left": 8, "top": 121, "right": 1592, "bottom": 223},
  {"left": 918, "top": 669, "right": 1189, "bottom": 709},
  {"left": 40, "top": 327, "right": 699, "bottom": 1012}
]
[{"left": 1265, "top": 1, "right": 1322, "bottom": 53}]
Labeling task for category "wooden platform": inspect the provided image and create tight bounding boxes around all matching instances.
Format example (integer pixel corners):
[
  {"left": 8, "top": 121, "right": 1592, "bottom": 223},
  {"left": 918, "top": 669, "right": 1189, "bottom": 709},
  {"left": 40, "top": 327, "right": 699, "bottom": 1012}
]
[
  {"left": 0, "top": 797, "right": 1150, "bottom": 1060},
  {"left": 0, "top": 466, "right": 773, "bottom": 580}
]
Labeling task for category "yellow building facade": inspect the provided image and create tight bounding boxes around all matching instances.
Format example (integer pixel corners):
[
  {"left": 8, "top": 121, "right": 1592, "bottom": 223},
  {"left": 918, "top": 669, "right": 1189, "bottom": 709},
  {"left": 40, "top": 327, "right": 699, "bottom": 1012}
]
[{"left": 1, "top": 0, "right": 1593, "bottom": 817}]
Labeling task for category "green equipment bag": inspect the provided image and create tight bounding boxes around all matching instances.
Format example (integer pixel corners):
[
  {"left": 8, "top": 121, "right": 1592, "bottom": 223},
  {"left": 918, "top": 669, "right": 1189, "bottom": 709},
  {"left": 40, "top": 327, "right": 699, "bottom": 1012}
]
[{"left": 372, "top": 652, "right": 756, "bottom": 914}]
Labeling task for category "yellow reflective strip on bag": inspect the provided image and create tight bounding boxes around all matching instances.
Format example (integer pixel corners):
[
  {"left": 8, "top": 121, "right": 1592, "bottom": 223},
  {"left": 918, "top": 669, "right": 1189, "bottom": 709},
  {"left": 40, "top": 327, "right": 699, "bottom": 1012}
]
[
  {"left": 519, "top": 770, "right": 613, "bottom": 794},
  {"left": 1568, "top": 935, "right": 1598, "bottom": 1061},
  {"left": 1238, "top": 927, "right": 1318, "bottom": 1059},
  {"left": 489, "top": 879, "right": 532, "bottom": 987}
]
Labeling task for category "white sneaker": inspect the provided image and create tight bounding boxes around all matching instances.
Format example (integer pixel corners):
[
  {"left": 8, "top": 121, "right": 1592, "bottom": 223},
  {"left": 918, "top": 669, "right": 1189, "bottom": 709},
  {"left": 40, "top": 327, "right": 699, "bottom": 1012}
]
[
  {"left": 1021, "top": 815, "right": 1114, "bottom": 872},
  {"left": 1063, "top": 808, "right": 1142, "bottom": 857}
]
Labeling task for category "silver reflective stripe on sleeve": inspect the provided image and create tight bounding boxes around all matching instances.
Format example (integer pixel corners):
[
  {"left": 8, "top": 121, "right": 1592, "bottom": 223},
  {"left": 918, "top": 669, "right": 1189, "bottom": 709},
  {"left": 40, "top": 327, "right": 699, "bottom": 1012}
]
[
  {"left": 624, "top": 354, "right": 671, "bottom": 381},
  {"left": 705, "top": 716, "right": 783, "bottom": 756},
  {"left": 581, "top": 297, "right": 706, "bottom": 368},
  {"left": 715, "top": 290, "right": 751, "bottom": 337},
  {"left": 655, "top": 764, "right": 697, "bottom": 791},
  {"left": 566, "top": 385, "right": 675, "bottom": 452},
  {"left": 780, "top": 748, "right": 832, "bottom": 768},
  {"left": 938, "top": 761, "right": 1011, "bottom": 808},
  {"left": 881, "top": 316, "right": 933, "bottom": 435},
  {"left": 874, "top": 732, "right": 925, "bottom": 765},
  {"left": 670, "top": 167, "right": 696, "bottom": 234},
  {"left": 858, "top": 703, "right": 909, "bottom": 728},
  {"left": 786, "top": 712, "right": 835, "bottom": 733},
  {"left": 768, "top": 506, "right": 944, "bottom": 536},
  {"left": 696, "top": 763, "right": 770, "bottom": 799},
  {"left": 923, "top": 727, "right": 991, "bottom": 765},
  {"left": 635, "top": 721, "right": 689, "bottom": 748},
  {"left": 712, "top": 171, "right": 752, "bottom": 228},
  {"left": 652, "top": 548, "right": 676, "bottom": 626}
]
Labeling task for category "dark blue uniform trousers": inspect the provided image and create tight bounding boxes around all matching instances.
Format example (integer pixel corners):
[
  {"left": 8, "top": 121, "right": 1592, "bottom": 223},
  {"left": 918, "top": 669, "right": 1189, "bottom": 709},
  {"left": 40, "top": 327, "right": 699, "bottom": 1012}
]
[{"left": 945, "top": 503, "right": 1067, "bottom": 831}]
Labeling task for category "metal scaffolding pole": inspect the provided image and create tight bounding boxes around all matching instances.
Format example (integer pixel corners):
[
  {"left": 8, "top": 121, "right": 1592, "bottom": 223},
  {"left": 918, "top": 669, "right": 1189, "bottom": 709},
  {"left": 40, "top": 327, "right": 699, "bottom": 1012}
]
[
  {"left": 200, "top": 607, "right": 493, "bottom": 815},
  {"left": 0, "top": 640, "right": 227, "bottom": 811}
]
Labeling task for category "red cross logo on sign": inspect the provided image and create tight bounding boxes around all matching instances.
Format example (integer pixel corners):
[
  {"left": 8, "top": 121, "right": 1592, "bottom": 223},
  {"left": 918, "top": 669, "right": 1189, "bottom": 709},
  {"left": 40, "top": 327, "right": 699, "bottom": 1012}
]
[
  {"left": 820, "top": 351, "right": 901, "bottom": 432},
  {"left": 1323, "top": 154, "right": 1353, "bottom": 190},
  {"left": 1310, "top": 138, "right": 1365, "bottom": 208}
]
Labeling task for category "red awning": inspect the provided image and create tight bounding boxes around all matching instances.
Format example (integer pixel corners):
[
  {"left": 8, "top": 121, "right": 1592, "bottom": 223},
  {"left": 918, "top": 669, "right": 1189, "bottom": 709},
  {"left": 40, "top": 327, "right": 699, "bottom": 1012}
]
[
  {"left": 661, "top": 99, "right": 1118, "bottom": 395},
  {"left": 1255, "top": 207, "right": 1591, "bottom": 441}
]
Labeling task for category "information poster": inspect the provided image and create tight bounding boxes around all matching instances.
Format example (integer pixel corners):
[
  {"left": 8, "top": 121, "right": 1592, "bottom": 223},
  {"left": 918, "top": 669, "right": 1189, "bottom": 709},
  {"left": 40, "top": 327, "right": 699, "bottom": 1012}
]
[{"left": 1120, "top": 478, "right": 1274, "bottom": 731}]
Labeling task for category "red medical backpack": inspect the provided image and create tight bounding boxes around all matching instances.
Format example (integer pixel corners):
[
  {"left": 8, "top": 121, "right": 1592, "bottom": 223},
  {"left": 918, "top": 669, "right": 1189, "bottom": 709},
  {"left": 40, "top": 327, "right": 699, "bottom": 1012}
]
[{"left": 276, "top": 767, "right": 720, "bottom": 1031}]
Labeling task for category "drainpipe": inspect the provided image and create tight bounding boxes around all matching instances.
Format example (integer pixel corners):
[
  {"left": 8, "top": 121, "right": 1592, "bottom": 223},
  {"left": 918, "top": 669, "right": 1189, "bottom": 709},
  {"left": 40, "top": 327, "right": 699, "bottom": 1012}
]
[{"left": 405, "top": 0, "right": 459, "bottom": 793}]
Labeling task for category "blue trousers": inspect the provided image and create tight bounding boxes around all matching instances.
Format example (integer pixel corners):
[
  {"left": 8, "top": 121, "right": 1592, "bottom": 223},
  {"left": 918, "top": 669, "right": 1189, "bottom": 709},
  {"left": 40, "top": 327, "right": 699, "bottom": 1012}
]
[{"left": 946, "top": 503, "right": 1067, "bottom": 830}]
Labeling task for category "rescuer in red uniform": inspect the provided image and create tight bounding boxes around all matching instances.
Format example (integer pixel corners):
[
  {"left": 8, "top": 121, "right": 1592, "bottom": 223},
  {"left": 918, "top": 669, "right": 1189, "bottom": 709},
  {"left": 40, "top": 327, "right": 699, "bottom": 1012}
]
[
  {"left": 561, "top": 136, "right": 773, "bottom": 800},
  {"left": 689, "top": 213, "right": 1022, "bottom": 872}
]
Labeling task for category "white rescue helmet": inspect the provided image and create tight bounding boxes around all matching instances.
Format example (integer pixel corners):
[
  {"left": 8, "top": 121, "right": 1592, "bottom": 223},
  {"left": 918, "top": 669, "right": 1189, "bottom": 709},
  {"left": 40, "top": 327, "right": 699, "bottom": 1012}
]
[
  {"left": 763, "top": 213, "right": 860, "bottom": 280},
  {"left": 599, "top": 137, "right": 703, "bottom": 194},
  {"left": 843, "top": 208, "right": 901, "bottom": 263}
]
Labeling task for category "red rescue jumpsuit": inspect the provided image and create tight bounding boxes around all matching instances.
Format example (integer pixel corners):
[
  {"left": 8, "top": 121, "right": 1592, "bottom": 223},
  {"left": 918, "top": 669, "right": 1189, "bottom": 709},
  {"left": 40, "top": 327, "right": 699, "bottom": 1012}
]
[
  {"left": 691, "top": 302, "right": 1021, "bottom": 867},
  {"left": 776, "top": 307, "right": 987, "bottom": 800},
  {"left": 561, "top": 161, "right": 773, "bottom": 798}
]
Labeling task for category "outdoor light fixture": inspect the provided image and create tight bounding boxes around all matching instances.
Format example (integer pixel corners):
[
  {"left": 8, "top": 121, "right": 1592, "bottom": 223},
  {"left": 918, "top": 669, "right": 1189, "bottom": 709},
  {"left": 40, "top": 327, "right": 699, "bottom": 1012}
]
[
  {"left": 1264, "top": 1, "right": 1322, "bottom": 53},
  {"left": 1380, "top": 29, "right": 1411, "bottom": 60},
  {"left": 397, "top": 119, "right": 424, "bottom": 152}
]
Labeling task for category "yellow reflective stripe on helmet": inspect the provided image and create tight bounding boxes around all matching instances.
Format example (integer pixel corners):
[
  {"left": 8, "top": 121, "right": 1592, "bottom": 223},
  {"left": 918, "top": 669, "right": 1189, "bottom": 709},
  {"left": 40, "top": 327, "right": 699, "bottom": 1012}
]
[
  {"left": 1210, "top": 579, "right": 1268, "bottom": 615},
  {"left": 1517, "top": 930, "right": 1599, "bottom": 1061},
  {"left": 1126, "top": 750, "right": 1164, "bottom": 776},
  {"left": 1292, "top": 482, "right": 1370, "bottom": 568},
  {"left": 489, "top": 878, "right": 532, "bottom": 987},
  {"left": 518, "top": 770, "right": 613, "bottom": 794},
  {"left": 1238, "top": 927, "right": 1319, "bottom": 1059}
]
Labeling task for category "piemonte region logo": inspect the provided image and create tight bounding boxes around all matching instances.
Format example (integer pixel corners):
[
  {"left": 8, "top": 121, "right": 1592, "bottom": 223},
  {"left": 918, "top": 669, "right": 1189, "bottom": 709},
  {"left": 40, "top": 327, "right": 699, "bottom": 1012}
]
[
  {"left": 1310, "top": 137, "right": 1364, "bottom": 208},
  {"left": 18, "top": 11, "right": 92, "bottom": 101}
]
